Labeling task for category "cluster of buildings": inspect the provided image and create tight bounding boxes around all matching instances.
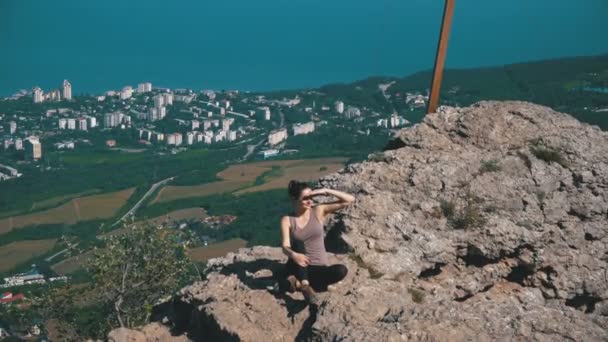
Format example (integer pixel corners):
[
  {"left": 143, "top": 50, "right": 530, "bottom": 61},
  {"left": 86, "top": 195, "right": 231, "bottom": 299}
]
[
  {"left": 292, "top": 121, "right": 315, "bottom": 136},
  {"left": 0, "top": 164, "right": 21, "bottom": 181},
  {"left": 104, "top": 112, "right": 131, "bottom": 128},
  {"left": 0, "top": 291, "right": 25, "bottom": 304},
  {"left": 32, "top": 80, "right": 72, "bottom": 103},
  {"left": 58, "top": 116, "right": 98, "bottom": 131},
  {"left": 138, "top": 117, "right": 238, "bottom": 146},
  {"left": 268, "top": 121, "right": 315, "bottom": 146},
  {"left": 268, "top": 128, "right": 288, "bottom": 146},
  {"left": 1, "top": 267, "right": 68, "bottom": 289},
  {"left": 137, "top": 82, "right": 153, "bottom": 93},
  {"left": 147, "top": 93, "right": 173, "bottom": 121},
  {"left": 377, "top": 114, "right": 410, "bottom": 128},
  {"left": 1, "top": 119, "right": 43, "bottom": 160},
  {"left": 405, "top": 93, "right": 428, "bottom": 108}
]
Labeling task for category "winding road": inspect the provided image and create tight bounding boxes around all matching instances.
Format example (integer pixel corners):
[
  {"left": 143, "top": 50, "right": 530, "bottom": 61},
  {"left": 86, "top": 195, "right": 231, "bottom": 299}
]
[{"left": 112, "top": 176, "right": 175, "bottom": 227}]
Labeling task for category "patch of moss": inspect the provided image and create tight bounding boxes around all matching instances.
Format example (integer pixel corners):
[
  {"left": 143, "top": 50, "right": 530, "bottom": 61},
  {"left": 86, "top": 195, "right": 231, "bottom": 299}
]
[
  {"left": 440, "top": 200, "right": 455, "bottom": 219},
  {"left": 479, "top": 160, "right": 501, "bottom": 173},
  {"left": 408, "top": 288, "right": 425, "bottom": 304},
  {"left": 530, "top": 146, "right": 568, "bottom": 168}
]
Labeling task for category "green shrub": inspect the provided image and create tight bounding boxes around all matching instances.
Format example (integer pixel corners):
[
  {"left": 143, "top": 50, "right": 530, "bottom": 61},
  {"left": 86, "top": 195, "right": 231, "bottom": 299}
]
[
  {"left": 408, "top": 288, "right": 425, "bottom": 303},
  {"left": 319, "top": 166, "right": 328, "bottom": 171},
  {"left": 479, "top": 160, "right": 501, "bottom": 173},
  {"left": 440, "top": 200, "right": 455, "bottom": 219},
  {"left": 530, "top": 146, "right": 568, "bottom": 167},
  {"left": 441, "top": 198, "right": 486, "bottom": 230},
  {"left": 452, "top": 204, "right": 486, "bottom": 230}
]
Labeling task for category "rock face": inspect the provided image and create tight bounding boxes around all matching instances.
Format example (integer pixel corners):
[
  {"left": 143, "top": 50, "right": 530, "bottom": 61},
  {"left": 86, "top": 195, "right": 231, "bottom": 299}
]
[{"left": 112, "top": 102, "right": 608, "bottom": 341}]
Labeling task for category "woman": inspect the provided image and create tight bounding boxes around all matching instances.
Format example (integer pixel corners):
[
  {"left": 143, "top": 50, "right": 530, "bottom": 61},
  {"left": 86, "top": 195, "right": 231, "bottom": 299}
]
[{"left": 279, "top": 180, "right": 355, "bottom": 304}]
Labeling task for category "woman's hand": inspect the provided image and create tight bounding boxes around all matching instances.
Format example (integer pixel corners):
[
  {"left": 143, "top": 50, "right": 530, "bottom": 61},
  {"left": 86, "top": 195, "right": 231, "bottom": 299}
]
[
  {"left": 292, "top": 252, "right": 310, "bottom": 267},
  {"left": 310, "top": 188, "right": 328, "bottom": 197}
]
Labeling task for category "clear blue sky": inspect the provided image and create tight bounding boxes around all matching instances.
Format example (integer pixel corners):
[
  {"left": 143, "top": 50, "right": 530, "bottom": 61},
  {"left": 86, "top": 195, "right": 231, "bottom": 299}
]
[{"left": 0, "top": 0, "right": 606, "bottom": 95}]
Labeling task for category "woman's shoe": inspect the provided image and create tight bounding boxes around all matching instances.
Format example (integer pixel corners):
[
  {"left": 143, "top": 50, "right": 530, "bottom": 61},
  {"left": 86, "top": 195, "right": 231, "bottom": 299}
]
[
  {"left": 300, "top": 284, "right": 320, "bottom": 306},
  {"left": 286, "top": 275, "right": 298, "bottom": 293}
]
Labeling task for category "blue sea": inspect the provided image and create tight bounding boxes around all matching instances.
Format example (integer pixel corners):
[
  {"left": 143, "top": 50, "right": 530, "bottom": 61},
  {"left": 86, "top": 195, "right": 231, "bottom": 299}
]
[{"left": 1, "top": 0, "right": 607, "bottom": 96}]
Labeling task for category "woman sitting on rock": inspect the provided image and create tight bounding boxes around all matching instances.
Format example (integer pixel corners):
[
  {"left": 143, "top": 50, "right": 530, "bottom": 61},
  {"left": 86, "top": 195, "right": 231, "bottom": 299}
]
[{"left": 279, "top": 180, "right": 354, "bottom": 304}]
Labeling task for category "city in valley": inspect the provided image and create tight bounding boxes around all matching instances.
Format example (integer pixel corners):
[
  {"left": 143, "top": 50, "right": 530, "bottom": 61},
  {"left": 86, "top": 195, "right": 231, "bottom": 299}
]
[{"left": 1, "top": 54, "right": 607, "bottom": 339}]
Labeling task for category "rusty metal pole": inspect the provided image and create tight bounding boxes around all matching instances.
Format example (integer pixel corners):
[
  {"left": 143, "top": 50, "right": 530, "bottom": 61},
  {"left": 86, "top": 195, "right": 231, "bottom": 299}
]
[{"left": 427, "top": 0, "right": 455, "bottom": 114}]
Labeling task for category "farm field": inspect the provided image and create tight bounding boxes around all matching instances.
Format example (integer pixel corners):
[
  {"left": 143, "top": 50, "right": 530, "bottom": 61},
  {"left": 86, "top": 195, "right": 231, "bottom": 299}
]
[
  {"left": 235, "top": 158, "right": 347, "bottom": 194},
  {"left": 0, "top": 239, "right": 57, "bottom": 273},
  {"left": 30, "top": 189, "right": 101, "bottom": 211},
  {"left": 0, "top": 188, "right": 135, "bottom": 235},
  {"left": 153, "top": 157, "right": 348, "bottom": 203},
  {"left": 104, "top": 207, "right": 209, "bottom": 238},
  {"left": 51, "top": 249, "right": 95, "bottom": 275},
  {"left": 187, "top": 238, "right": 248, "bottom": 262}
]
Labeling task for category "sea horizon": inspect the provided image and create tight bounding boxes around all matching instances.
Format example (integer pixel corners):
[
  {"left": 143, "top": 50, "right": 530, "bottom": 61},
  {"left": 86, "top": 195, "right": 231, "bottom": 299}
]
[{"left": 1, "top": 0, "right": 607, "bottom": 96}]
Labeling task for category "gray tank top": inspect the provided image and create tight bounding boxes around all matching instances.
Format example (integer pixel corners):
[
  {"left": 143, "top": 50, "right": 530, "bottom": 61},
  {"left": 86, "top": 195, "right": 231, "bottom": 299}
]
[{"left": 289, "top": 209, "right": 328, "bottom": 266}]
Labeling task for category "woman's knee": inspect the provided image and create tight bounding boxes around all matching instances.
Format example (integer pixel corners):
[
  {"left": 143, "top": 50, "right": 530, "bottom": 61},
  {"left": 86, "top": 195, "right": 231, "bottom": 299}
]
[{"left": 335, "top": 264, "right": 348, "bottom": 280}]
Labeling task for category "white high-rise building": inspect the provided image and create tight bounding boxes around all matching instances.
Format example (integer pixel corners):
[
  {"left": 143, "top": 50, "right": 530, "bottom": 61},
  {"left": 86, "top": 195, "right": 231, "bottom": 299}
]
[
  {"left": 293, "top": 122, "right": 315, "bottom": 136},
  {"left": 192, "top": 120, "right": 200, "bottom": 130},
  {"left": 148, "top": 108, "right": 159, "bottom": 121},
  {"left": 162, "top": 93, "right": 173, "bottom": 105},
  {"left": 87, "top": 116, "right": 98, "bottom": 128},
  {"left": 335, "top": 101, "right": 345, "bottom": 114},
  {"left": 186, "top": 132, "right": 194, "bottom": 145},
  {"left": 268, "top": 128, "right": 288, "bottom": 146},
  {"left": 158, "top": 106, "right": 167, "bottom": 119},
  {"left": 33, "top": 87, "right": 44, "bottom": 103},
  {"left": 15, "top": 139, "right": 23, "bottom": 150},
  {"left": 9, "top": 121, "right": 17, "bottom": 135},
  {"left": 228, "top": 130, "right": 237, "bottom": 142},
  {"left": 67, "top": 118, "right": 76, "bottom": 130},
  {"left": 262, "top": 107, "right": 271, "bottom": 120},
  {"left": 222, "top": 118, "right": 233, "bottom": 131},
  {"left": 25, "top": 136, "right": 42, "bottom": 160},
  {"left": 58, "top": 118, "right": 67, "bottom": 130},
  {"left": 137, "top": 82, "right": 152, "bottom": 93},
  {"left": 78, "top": 118, "right": 87, "bottom": 131},
  {"left": 167, "top": 133, "right": 183, "bottom": 146},
  {"left": 154, "top": 95, "right": 165, "bottom": 108},
  {"left": 104, "top": 112, "right": 123, "bottom": 128},
  {"left": 120, "top": 86, "right": 133, "bottom": 100},
  {"left": 62, "top": 80, "right": 72, "bottom": 100},
  {"left": 344, "top": 106, "right": 361, "bottom": 119}
]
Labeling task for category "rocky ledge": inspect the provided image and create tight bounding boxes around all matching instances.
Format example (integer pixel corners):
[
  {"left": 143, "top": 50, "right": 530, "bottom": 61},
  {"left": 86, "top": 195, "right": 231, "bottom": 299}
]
[{"left": 111, "top": 101, "right": 608, "bottom": 341}]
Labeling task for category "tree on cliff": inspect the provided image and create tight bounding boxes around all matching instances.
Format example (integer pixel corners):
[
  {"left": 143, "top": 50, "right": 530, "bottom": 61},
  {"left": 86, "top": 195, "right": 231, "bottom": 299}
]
[{"left": 88, "top": 223, "right": 194, "bottom": 328}]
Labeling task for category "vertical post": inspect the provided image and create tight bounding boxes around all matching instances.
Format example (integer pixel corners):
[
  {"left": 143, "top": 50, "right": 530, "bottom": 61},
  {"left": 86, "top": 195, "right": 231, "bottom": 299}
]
[{"left": 427, "top": 0, "right": 455, "bottom": 114}]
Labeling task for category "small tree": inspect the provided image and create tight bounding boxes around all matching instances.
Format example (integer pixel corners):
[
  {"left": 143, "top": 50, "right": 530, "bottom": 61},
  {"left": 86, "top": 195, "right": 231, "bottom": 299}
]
[{"left": 88, "top": 223, "right": 192, "bottom": 328}]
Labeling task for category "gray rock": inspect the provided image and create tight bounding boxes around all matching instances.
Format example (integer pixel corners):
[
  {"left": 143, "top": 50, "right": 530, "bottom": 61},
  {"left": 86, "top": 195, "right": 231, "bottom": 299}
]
[{"left": 111, "top": 101, "right": 608, "bottom": 341}]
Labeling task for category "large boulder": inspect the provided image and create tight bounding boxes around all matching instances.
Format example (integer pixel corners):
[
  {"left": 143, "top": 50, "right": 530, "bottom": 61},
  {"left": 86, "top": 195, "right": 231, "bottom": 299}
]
[{"left": 111, "top": 101, "right": 608, "bottom": 341}]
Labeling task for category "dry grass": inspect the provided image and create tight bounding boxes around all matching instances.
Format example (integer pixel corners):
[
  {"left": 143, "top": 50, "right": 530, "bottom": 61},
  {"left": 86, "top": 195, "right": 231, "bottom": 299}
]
[
  {"left": 0, "top": 239, "right": 57, "bottom": 272},
  {"left": 51, "top": 249, "right": 95, "bottom": 275},
  {"left": 153, "top": 180, "right": 247, "bottom": 203},
  {"left": 0, "top": 188, "right": 135, "bottom": 235},
  {"left": 187, "top": 238, "right": 247, "bottom": 262},
  {"left": 30, "top": 189, "right": 101, "bottom": 211},
  {"left": 235, "top": 161, "right": 346, "bottom": 194},
  {"left": 153, "top": 157, "right": 348, "bottom": 203}
]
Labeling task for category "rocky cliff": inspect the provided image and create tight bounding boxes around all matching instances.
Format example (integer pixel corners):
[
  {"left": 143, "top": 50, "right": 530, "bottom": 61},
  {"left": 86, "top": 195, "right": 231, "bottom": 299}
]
[{"left": 110, "top": 101, "right": 608, "bottom": 341}]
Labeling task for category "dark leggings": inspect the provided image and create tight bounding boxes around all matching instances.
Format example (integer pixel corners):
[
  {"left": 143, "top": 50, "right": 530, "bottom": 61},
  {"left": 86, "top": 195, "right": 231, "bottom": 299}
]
[{"left": 280, "top": 259, "right": 348, "bottom": 292}]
